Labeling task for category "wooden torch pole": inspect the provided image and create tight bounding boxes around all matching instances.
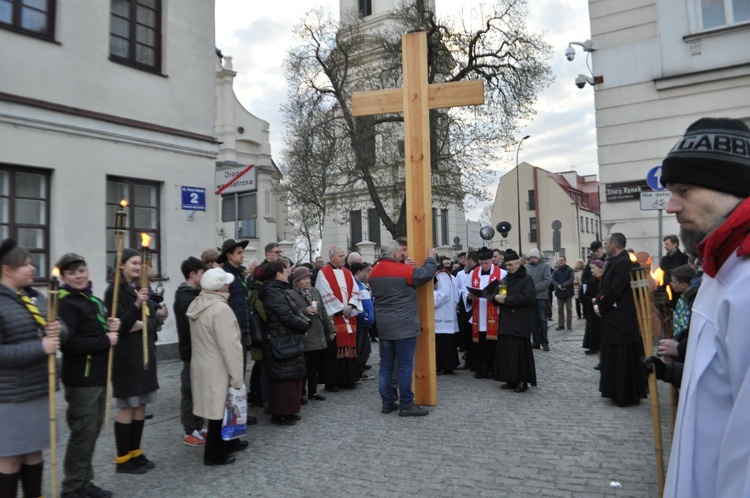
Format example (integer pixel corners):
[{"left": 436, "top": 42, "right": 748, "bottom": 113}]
[
  {"left": 631, "top": 267, "right": 665, "bottom": 496},
  {"left": 105, "top": 200, "right": 127, "bottom": 436},
  {"left": 47, "top": 267, "right": 60, "bottom": 498},
  {"left": 140, "top": 234, "right": 151, "bottom": 370}
]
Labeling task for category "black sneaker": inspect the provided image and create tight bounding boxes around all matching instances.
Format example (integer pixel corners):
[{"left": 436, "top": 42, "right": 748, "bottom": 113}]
[
  {"left": 84, "top": 483, "right": 113, "bottom": 498},
  {"left": 398, "top": 403, "right": 429, "bottom": 417},
  {"left": 132, "top": 454, "right": 155, "bottom": 469},
  {"left": 62, "top": 489, "right": 87, "bottom": 498},
  {"left": 542, "top": 345, "right": 550, "bottom": 352},
  {"left": 116, "top": 459, "right": 147, "bottom": 475},
  {"left": 382, "top": 403, "right": 398, "bottom": 414}
]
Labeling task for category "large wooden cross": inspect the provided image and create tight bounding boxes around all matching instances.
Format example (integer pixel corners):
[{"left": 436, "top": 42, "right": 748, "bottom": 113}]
[{"left": 351, "top": 31, "right": 484, "bottom": 405}]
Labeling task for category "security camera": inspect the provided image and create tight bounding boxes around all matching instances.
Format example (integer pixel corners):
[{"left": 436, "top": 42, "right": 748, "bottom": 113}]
[
  {"left": 565, "top": 45, "right": 575, "bottom": 61},
  {"left": 575, "top": 74, "right": 592, "bottom": 89}
]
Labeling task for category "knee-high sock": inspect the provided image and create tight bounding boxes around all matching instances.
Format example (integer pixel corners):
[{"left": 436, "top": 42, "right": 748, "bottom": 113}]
[
  {"left": 129, "top": 418, "right": 145, "bottom": 454},
  {"left": 114, "top": 421, "right": 132, "bottom": 461},
  {"left": 19, "top": 462, "right": 43, "bottom": 498},
  {"left": 0, "top": 471, "right": 20, "bottom": 498}
]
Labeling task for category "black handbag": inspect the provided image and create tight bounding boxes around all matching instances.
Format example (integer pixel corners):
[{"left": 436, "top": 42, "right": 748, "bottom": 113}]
[
  {"left": 247, "top": 306, "right": 265, "bottom": 345},
  {"left": 268, "top": 329, "right": 304, "bottom": 361}
]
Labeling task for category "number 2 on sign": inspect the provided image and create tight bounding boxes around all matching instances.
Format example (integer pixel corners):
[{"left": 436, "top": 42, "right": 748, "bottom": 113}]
[{"left": 190, "top": 193, "right": 199, "bottom": 204}]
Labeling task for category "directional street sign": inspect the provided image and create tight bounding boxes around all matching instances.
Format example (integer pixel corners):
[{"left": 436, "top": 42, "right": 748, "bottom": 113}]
[{"left": 646, "top": 165, "right": 667, "bottom": 191}]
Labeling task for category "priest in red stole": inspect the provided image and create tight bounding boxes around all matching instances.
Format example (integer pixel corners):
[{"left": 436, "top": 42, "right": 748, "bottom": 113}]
[
  {"left": 315, "top": 246, "right": 363, "bottom": 391},
  {"left": 466, "top": 247, "right": 507, "bottom": 378}
]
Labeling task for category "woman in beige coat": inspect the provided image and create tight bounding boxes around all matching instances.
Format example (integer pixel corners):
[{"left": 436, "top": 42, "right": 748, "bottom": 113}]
[{"left": 187, "top": 268, "right": 244, "bottom": 466}]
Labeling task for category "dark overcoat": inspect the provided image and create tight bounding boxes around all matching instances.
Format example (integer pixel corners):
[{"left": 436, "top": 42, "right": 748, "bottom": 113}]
[{"left": 597, "top": 250, "right": 640, "bottom": 345}]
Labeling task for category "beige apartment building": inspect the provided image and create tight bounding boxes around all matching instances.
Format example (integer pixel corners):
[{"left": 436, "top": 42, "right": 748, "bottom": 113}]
[
  {"left": 587, "top": 0, "right": 750, "bottom": 256},
  {"left": 491, "top": 162, "right": 601, "bottom": 262}
]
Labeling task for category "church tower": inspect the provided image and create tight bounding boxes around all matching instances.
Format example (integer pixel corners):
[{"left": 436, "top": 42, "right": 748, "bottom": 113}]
[{"left": 320, "top": 0, "right": 466, "bottom": 262}]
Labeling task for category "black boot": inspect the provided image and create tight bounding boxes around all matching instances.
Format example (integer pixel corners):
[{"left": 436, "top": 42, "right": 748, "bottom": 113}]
[
  {"left": 19, "top": 462, "right": 43, "bottom": 498},
  {"left": 0, "top": 470, "right": 20, "bottom": 498}
]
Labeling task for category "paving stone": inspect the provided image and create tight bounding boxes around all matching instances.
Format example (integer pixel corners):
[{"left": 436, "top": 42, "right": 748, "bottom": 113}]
[{"left": 42, "top": 310, "right": 672, "bottom": 497}]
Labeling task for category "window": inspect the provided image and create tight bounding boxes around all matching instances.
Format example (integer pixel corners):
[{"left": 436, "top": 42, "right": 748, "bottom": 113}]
[
  {"left": 221, "top": 192, "right": 257, "bottom": 239},
  {"left": 106, "top": 177, "right": 161, "bottom": 276},
  {"left": 699, "top": 0, "right": 750, "bottom": 29},
  {"left": 585, "top": 217, "right": 589, "bottom": 233},
  {"left": 110, "top": 0, "right": 162, "bottom": 72},
  {"left": 529, "top": 217, "right": 537, "bottom": 244},
  {"left": 350, "top": 210, "right": 362, "bottom": 249},
  {"left": 0, "top": 0, "right": 56, "bottom": 39},
  {"left": 527, "top": 189, "right": 535, "bottom": 211},
  {"left": 359, "top": 0, "right": 372, "bottom": 17},
  {"left": 441, "top": 208, "right": 449, "bottom": 246},
  {"left": 0, "top": 165, "right": 50, "bottom": 280},
  {"left": 367, "top": 208, "right": 381, "bottom": 246},
  {"left": 431, "top": 208, "right": 438, "bottom": 246}
]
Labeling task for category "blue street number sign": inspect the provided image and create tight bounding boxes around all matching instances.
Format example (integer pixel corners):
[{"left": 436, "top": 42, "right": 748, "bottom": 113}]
[
  {"left": 646, "top": 166, "right": 666, "bottom": 191},
  {"left": 181, "top": 186, "right": 206, "bottom": 211}
]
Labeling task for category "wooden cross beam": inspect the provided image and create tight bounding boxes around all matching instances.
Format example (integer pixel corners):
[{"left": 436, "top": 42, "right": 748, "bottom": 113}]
[{"left": 351, "top": 31, "right": 484, "bottom": 405}]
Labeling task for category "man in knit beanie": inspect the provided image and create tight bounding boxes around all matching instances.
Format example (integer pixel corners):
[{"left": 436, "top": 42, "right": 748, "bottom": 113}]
[{"left": 659, "top": 117, "right": 750, "bottom": 497}]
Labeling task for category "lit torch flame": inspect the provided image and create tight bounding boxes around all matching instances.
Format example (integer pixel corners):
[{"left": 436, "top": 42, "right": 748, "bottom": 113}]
[
  {"left": 628, "top": 251, "right": 637, "bottom": 263},
  {"left": 650, "top": 267, "right": 673, "bottom": 300},
  {"left": 51, "top": 267, "right": 60, "bottom": 278},
  {"left": 141, "top": 233, "right": 151, "bottom": 248},
  {"left": 120, "top": 199, "right": 128, "bottom": 208}
]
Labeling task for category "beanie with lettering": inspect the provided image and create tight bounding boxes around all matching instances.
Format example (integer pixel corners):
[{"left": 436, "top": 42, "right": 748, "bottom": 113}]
[{"left": 661, "top": 117, "right": 750, "bottom": 197}]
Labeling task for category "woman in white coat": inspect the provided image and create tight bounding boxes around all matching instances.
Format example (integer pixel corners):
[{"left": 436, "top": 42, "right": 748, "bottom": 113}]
[
  {"left": 187, "top": 268, "right": 244, "bottom": 466},
  {"left": 434, "top": 259, "right": 459, "bottom": 374}
]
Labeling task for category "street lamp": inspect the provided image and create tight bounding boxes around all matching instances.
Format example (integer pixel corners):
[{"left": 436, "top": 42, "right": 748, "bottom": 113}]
[{"left": 515, "top": 135, "right": 530, "bottom": 256}]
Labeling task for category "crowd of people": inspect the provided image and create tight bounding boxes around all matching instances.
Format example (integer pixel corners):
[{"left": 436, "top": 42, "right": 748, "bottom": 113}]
[{"left": 0, "top": 117, "right": 748, "bottom": 497}]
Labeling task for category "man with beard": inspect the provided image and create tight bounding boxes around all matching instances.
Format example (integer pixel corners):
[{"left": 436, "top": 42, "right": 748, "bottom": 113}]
[
  {"left": 659, "top": 118, "right": 750, "bottom": 497},
  {"left": 592, "top": 233, "right": 646, "bottom": 407}
]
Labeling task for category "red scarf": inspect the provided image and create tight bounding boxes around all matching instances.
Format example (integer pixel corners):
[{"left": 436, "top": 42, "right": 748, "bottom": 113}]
[
  {"left": 320, "top": 264, "right": 357, "bottom": 358},
  {"left": 698, "top": 197, "right": 750, "bottom": 278},
  {"left": 470, "top": 265, "right": 501, "bottom": 341}
]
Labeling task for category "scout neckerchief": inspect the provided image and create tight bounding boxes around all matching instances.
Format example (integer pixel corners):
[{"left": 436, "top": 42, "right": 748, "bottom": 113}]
[
  {"left": 17, "top": 290, "right": 46, "bottom": 328},
  {"left": 320, "top": 264, "right": 357, "bottom": 358},
  {"left": 470, "top": 264, "right": 501, "bottom": 341}
]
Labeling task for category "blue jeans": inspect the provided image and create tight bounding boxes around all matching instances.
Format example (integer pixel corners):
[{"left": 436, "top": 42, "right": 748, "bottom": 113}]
[
  {"left": 532, "top": 299, "right": 548, "bottom": 346},
  {"left": 378, "top": 337, "right": 417, "bottom": 409}
]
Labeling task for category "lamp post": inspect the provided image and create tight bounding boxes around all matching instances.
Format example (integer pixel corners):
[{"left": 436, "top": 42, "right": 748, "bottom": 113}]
[{"left": 515, "top": 135, "right": 530, "bottom": 256}]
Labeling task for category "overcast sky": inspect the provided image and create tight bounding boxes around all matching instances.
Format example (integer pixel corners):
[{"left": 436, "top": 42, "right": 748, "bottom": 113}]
[{"left": 214, "top": 0, "right": 597, "bottom": 218}]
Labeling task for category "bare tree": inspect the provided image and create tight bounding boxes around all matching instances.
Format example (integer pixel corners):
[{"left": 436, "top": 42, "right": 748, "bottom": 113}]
[{"left": 280, "top": 0, "right": 552, "bottom": 239}]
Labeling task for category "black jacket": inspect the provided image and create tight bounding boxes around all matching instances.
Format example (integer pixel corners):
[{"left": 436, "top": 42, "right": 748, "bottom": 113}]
[
  {"left": 0, "top": 285, "right": 66, "bottom": 402},
  {"left": 496, "top": 266, "right": 536, "bottom": 339},
  {"left": 659, "top": 248, "right": 689, "bottom": 286},
  {"left": 223, "top": 263, "right": 250, "bottom": 335},
  {"left": 59, "top": 286, "right": 111, "bottom": 387},
  {"left": 261, "top": 279, "right": 310, "bottom": 381},
  {"left": 598, "top": 250, "right": 641, "bottom": 345},
  {"left": 105, "top": 280, "right": 162, "bottom": 399},
  {"left": 173, "top": 283, "right": 201, "bottom": 362}
]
